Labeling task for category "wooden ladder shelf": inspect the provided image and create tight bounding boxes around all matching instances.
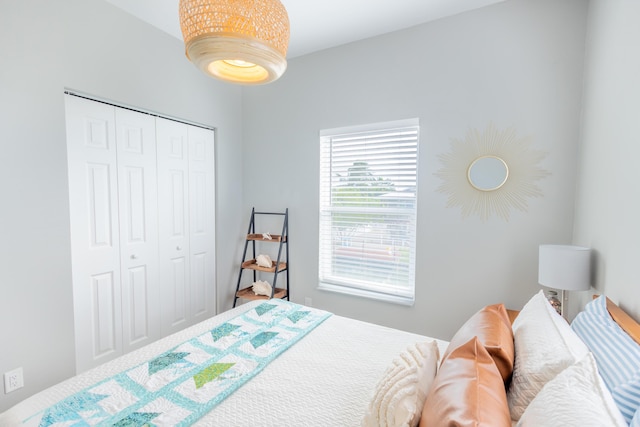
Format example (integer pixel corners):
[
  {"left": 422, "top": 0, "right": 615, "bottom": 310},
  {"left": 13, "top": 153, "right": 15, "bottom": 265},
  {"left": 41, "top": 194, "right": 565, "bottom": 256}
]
[{"left": 233, "top": 208, "right": 289, "bottom": 307}]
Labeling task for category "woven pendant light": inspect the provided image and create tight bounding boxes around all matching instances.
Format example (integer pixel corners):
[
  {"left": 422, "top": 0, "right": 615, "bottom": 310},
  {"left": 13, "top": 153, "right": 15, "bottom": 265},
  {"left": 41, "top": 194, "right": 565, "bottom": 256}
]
[{"left": 179, "top": 0, "right": 289, "bottom": 85}]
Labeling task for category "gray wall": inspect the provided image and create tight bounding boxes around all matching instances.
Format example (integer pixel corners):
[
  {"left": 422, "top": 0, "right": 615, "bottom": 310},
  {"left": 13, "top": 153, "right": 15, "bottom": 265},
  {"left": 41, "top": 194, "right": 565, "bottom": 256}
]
[
  {"left": 0, "top": 0, "right": 244, "bottom": 412},
  {"left": 240, "top": 0, "right": 589, "bottom": 340},
  {"left": 573, "top": 0, "right": 640, "bottom": 318}
]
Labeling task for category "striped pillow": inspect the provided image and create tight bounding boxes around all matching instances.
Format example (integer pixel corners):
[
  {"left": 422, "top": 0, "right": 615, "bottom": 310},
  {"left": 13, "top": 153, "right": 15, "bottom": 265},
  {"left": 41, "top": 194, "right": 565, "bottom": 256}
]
[
  {"left": 632, "top": 409, "right": 640, "bottom": 427},
  {"left": 571, "top": 296, "right": 640, "bottom": 423}
]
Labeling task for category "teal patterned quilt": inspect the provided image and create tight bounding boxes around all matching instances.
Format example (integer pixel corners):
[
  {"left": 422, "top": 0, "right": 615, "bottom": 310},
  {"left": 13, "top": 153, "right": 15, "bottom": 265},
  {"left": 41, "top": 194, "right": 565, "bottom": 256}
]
[{"left": 25, "top": 300, "right": 331, "bottom": 426}]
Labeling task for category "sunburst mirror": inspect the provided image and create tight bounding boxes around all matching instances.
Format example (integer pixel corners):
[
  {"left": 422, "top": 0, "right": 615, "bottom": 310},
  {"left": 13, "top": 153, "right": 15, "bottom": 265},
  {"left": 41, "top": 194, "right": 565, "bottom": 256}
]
[{"left": 435, "top": 123, "right": 549, "bottom": 221}]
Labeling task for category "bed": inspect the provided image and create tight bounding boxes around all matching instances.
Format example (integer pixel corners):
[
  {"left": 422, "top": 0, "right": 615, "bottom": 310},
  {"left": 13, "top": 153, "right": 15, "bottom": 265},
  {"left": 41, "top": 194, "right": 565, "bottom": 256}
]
[
  {"left": 0, "top": 299, "right": 448, "bottom": 426},
  {"left": 1, "top": 292, "right": 639, "bottom": 427}
]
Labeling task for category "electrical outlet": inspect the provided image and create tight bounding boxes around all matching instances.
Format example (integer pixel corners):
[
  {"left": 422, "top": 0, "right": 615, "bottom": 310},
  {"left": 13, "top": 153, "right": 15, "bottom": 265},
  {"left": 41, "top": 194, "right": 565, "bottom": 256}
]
[
  {"left": 304, "top": 297, "right": 312, "bottom": 307},
  {"left": 4, "top": 367, "right": 24, "bottom": 394}
]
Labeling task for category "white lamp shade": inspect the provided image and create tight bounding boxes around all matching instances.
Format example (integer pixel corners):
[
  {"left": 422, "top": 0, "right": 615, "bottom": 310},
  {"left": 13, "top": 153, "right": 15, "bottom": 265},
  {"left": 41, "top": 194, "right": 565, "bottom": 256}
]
[{"left": 538, "top": 245, "right": 591, "bottom": 291}]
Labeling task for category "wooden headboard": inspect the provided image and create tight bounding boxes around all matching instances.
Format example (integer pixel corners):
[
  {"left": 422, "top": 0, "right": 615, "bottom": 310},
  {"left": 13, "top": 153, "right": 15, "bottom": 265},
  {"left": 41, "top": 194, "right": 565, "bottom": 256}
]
[{"left": 605, "top": 297, "right": 640, "bottom": 346}]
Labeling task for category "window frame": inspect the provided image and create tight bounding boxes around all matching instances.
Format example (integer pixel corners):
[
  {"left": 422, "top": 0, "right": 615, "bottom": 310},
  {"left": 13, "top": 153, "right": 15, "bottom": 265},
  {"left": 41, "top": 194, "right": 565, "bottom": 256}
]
[{"left": 318, "top": 118, "right": 419, "bottom": 306}]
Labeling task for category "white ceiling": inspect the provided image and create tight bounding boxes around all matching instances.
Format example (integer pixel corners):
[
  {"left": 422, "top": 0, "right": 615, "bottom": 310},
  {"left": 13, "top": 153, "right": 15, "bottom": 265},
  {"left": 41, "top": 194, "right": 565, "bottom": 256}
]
[{"left": 103, "top": 0, "right": 506, "bottom": 58}]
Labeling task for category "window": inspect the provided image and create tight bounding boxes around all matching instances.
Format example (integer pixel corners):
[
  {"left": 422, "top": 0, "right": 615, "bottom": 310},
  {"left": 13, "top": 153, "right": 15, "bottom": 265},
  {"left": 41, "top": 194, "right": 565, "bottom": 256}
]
[{"left": 319, "top": 119, "right": 419, "bottom": 305}]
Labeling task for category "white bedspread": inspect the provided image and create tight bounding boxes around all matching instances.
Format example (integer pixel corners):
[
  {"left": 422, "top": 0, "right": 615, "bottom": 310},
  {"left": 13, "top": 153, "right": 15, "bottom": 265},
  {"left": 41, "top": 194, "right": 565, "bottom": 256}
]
[{"left": 0, "top": 301, "right": 447, "bottom": 426}]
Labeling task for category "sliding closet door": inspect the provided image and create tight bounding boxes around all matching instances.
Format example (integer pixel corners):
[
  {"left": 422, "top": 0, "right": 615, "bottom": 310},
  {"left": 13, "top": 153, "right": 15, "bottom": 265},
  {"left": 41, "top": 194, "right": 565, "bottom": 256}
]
[
  {"left": 114, "top": 107, "right": 161, "bottom": 354},
  {"left": 156, "top": 118, "right": 192, "bottom": 336},
  {"left": 66, "top": 96, "right": 123, "bottom": 372},
  {"left": 156, "top": 118, "right": 216, "bottom": 336},
  {"left": 187, "top": 126, "right": 216, "bottom": 325}
]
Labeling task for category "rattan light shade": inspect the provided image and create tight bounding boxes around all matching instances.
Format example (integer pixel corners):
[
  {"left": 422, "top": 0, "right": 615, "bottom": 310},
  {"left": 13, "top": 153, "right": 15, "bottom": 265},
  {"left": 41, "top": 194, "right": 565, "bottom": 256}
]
[{"left": 179, "top": 0, "right": 289, "bottom": 85}]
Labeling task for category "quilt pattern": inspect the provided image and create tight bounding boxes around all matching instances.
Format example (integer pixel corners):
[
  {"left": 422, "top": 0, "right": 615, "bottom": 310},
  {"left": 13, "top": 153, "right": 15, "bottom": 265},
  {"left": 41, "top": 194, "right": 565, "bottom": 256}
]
[{"left": 24, "top": 300, "right": 331, "bottom": 427}]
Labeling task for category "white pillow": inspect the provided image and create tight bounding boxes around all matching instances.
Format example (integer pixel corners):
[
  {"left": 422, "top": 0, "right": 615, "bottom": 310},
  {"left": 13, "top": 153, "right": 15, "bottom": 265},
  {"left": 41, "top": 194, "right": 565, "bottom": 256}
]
[
  {"left": 362, "top": 340, "right": 439, "bottom": 427},
  {"left": 508, "top": 290, "right": 589, "bottom": 421},
  {"left": 516, "top": 353, "right": 627, "bottom": 427}
]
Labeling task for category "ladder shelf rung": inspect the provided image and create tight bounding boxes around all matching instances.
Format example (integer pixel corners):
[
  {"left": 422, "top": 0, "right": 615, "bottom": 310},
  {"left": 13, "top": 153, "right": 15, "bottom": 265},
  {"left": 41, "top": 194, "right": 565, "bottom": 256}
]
[
  {"left": 241, "top": 259, "right": 287, "bottom": 272},
  {"left": 246, "top": 233, "right": 286, "bottom": 242},
  {"left": 236, "top": 287, "right": 287, "bottom": 300}
]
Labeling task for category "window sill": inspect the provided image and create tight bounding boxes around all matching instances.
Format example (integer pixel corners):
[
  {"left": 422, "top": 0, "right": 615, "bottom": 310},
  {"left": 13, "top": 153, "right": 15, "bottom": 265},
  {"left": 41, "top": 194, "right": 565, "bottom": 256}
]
[{"left": 317, "top": 282, "right": 415, "bottom": 306}]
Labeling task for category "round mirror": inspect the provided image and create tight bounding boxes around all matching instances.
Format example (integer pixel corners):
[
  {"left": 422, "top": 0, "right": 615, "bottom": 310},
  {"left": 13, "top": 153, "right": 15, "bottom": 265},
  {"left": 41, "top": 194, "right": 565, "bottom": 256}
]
[{"left": 467, "top": 156, "right": 509, "bottom": 191}]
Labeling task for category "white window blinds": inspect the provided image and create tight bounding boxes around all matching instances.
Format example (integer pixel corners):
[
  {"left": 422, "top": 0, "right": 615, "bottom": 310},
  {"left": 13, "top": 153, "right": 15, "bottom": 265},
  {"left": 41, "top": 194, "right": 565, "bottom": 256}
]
[{"left": 319, "top": 119, "right": 419, "bottom": 305}]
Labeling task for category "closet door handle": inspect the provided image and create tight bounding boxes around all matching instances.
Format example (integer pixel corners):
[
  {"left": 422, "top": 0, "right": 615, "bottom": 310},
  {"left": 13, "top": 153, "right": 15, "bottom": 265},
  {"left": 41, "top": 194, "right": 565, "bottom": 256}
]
[
  {"left": 176, "top": 246, "right": 182, "bottom": 251},
  {"left": 130, "top": 254, "right": 138, "bottom": 259}
]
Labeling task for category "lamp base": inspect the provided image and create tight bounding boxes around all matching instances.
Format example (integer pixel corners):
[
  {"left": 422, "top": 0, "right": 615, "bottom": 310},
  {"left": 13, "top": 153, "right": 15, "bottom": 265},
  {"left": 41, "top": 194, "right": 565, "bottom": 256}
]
[{"left": 544, "top": 289, "right": 562, "bottom": 316}]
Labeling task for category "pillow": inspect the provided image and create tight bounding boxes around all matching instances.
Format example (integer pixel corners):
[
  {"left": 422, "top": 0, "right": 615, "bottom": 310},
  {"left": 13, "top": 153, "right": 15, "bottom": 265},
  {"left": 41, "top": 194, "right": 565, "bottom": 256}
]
[
  {"left": 507, "top": 290, "right": 589, "bottom": 421},
  {"left": 362, "top": 340, "right": 439, "bottom": 427},
  {"left": 443, "top": 303, "right": 514, "bottom": 383},
  {"left": 572, "top": 295, "right": 640, "bottom": 423},
  {"left": 516, "top": 353, "right": 627, "bottom": 427},
  {"left": 419, "top": 337, "right": 511, "bottom": 427}
]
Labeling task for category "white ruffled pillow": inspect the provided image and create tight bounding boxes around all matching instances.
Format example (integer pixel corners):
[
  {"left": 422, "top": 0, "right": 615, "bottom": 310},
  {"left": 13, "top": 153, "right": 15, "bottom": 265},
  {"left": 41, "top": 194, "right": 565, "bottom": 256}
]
[
  {"left": 362, "top": 340, "right": 439, "bottom": 427},
  {"left": 508, "top": 290, "right": 589, "bottom": 421},
  {"left": 517, "top": 353, "right": 627, "bottom": 427}
]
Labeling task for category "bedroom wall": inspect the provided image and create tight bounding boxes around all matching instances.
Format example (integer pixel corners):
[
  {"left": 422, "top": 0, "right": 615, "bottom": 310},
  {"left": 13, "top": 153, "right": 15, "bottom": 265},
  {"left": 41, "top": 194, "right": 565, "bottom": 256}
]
[
  {"left": 0, "top": 0, "right": 244, "bottom": 412},
  {"left": 240, "top": 0, "right": 589, "bottom": 340},
  {"left": 573, "top": 0, "right": 640, "bottom": 319}
]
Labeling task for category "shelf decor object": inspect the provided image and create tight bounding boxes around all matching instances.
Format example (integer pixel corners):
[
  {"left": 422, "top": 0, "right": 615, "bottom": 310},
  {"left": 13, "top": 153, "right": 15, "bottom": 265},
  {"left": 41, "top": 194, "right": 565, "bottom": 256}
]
[
  {"left": 538, "top": 244, "right": 591, "bottom": 319},
  {"left": 435, "top": 123, "right": 549, "bottom": 221},
  {"left": 178, "top": 0, "right": 289, "bottom": 85}
]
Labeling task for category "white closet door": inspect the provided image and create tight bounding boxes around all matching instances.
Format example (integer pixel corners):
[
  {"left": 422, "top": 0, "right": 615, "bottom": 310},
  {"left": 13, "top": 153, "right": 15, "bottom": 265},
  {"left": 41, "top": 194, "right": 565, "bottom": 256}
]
[
  {"left": 115, "top": 107, "right": 161, "bottom": 353},
  {"left": 156, "top": 118, "right": 191, "bottom": 336},
  {"left": 67, "top": 96, "right": 216, "bottom": 371},
  {"left": 188, "top": 126, "right": 216, "bottom": 324},
  {"left": 65, "top": 95, "right": 123, "bottom": 373}
]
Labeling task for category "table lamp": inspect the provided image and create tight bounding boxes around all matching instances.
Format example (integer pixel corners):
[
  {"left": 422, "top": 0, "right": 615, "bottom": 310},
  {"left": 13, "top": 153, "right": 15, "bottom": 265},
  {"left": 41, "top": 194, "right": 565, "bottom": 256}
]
[{"left": 538, "top": 244, "right": 591, "bottom": 319}]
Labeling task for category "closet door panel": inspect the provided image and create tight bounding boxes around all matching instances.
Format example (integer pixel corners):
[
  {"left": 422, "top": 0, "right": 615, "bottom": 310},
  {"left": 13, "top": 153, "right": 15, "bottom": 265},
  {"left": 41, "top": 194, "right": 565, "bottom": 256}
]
[
  {"left": 191, "top": 252, "right": 207, "bottom": 317},
  {"left": 115, "top": 108, "right": 160, "bottom": 352},
  {"left": 65, "top": 95, "right": 123, "bottom": 373},
  {"left": 87, "top": 163, "right": 114, "bottom": 247},
  {"left": 188, "top": 127, "right": 216, "bottom": 322},
  {"left": 168, "top": 256, "right": 188, "bottom": 323},
  {"left": 126, "top": 266, "right": 150, "bottom": 341},
  {"left": 92, "top": 272, "right": 118, "bottom": 357},
  {"left": 157, "top": 118, "right": 191, "bottom": 336}
]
